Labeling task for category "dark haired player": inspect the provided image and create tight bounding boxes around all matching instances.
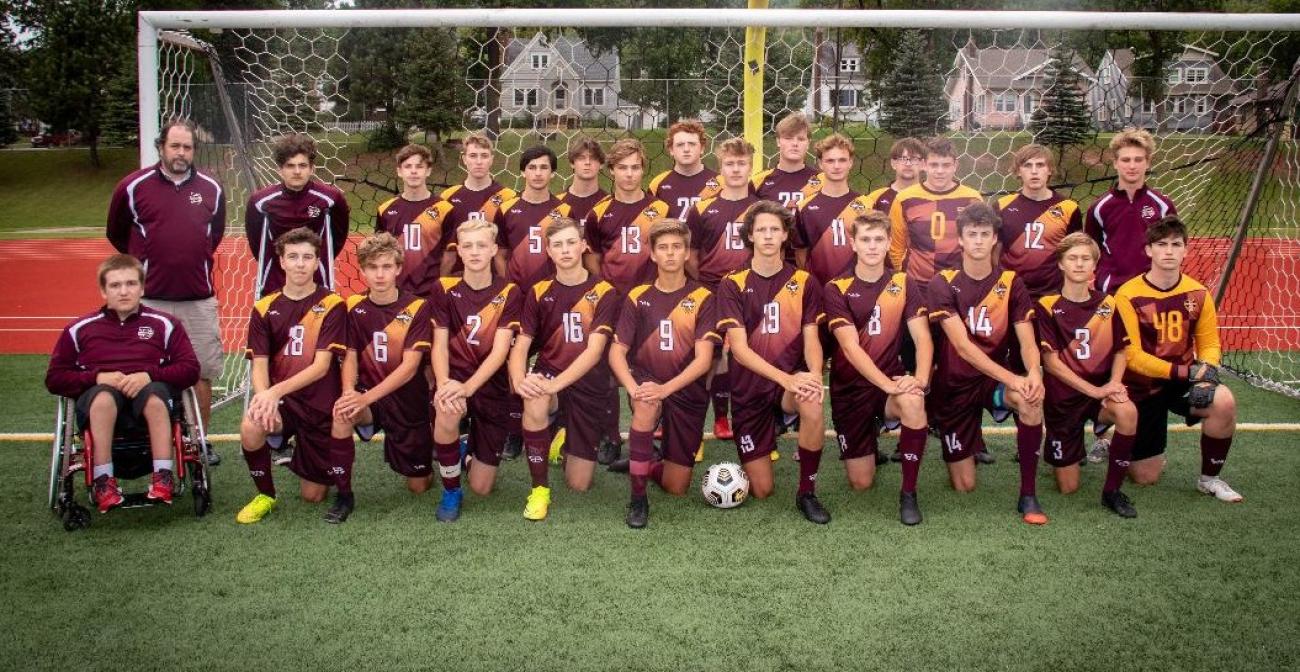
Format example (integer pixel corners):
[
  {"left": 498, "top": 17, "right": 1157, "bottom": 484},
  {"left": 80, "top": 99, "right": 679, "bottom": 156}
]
[
  {"left": 862, "top": 137, "right": 924, "bottom": 214},
  {"left": 888, "top": 136, "right": 983, "bottom": 284},
  {"left": 493, "top": 145, "right": 573, "bottom": 288},
  {"left": 558, "top": 136, "right": 608, "bottom": 220}
]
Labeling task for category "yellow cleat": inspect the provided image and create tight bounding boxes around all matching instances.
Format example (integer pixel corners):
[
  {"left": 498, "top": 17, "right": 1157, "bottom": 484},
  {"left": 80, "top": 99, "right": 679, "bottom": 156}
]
[
  {"left": 524, "top": 486, "right": 551, "bottom": 521},
  {"left": 235, "top": 493, "right": 276, "bottom": 524},
  {"left": 694, "top": 442, "right": 704, "bottom": 463},
  {"left": 771, "top": 450, "right": 780, "bottom": 462},
  {"left": 549, "top": 428, "right": 566, "bottom": 464}
]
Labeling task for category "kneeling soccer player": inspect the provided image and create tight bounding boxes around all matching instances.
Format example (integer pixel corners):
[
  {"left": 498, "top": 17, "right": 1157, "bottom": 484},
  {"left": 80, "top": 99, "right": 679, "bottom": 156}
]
[
  {"left": 716, "top": 200, "right": 829, "bottom": 524},
  {"left": 237, "top": 227, "right": 353, "bottom": 524},
  {"left": 928, "top": 202, "right": 1048, "bottom": 524},
  {"left": 1115, "top": 216, "right": 1241, "bottom": 502},
  {"left": 822, "top": 211, "right": 932, "bottom": 525},
  {"left": 509, "top": 217, "right": 620, "bottom": 521},
  {"left": 609, "top": 219, "right": 720, "bottom": 528},
  {"left": 1036, "top": 232, "right": 1139, "bottom": 518}
]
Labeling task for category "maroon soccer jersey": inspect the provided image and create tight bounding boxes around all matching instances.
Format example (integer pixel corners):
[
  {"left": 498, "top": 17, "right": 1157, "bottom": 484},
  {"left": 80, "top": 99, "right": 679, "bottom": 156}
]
[
  {"left": 928, "top": 267, "right": 1035, "bottom": 385},
  {"left": 429, "top": 276, "right": 522, "bottom": 391},
  {"left": 1084, "top": 185, "right": 1177, "bottom": 293},
  {"left": 795, "top": 191, "right": 872, "bottom": 285},
  {"left": 752, "top": 165, "right": 819, "bottom": 209},
  {"left": 346, "top": 291, "right": 433, "bottom": 427},
  {"left": 863, "top": 185, "right": 899, "bottom": 214},
  {"left": 615, "top": 281, "right": 721, "bottom": 384},
  {"left": 46, "top": 307, "right": 200, "bottom": 398},
  {"left": 245, "top": 180, "right": 351, "bottom": 296},
  {"left": 558, "top": 188, "right": 608, "bottom": 221},
  {"left": 685, "top": 195, "right": 757, "bottom": 289},
  {"left": 584, "top": 194, "right": 673, "bottom": 295},
  {"left": 995, "top": 192, "right": 1083, "bottom": 298},
  {"left": 1036, "top": 290, "right": 1127, "bottom": 400},
  {"left": 519, "top": 275, "right": 619, "bottom": 382},
  {"left": 440, "top": 182, "right": 518, "bottom": 231},
  {"left": 823, "top": 271, "right": 926, "bottom": 388},
  {"left": 375, "top": 195, "right": 455, "bottom": 292},
  {"left": 246, "top": 286, "right": 347, "bottom": 415},
  {"left": 888, "top": 182, "right": 984, "bottom": 284},
  {"left": 649, "top": 168, "right": 723, "bottom": 221},
  {"left": 494, "top": 195, "right": 572, "bottom": 288},
  {"left": 717, "top": 265, "right": 821, "bottom": 393}
]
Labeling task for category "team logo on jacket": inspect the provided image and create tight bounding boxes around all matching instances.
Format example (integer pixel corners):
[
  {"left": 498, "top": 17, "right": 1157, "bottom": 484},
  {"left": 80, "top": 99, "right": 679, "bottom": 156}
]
[
  {"left": 189, "top": 192, "right": 203, "bottom": 205},
  {"left": 849, "top": 200, "right": 867, "bottom": 213},
  {"left": 308, "top": 205, "right": 322, "bottom": 219},
  {"left": 785, "top": 280, "right": 801, "bottom": 294},
  {"left": 705, "top": 178, "right": 720, "bottom": 190},
  {"left": 584, "top": 290, "right": 600, "bottom": 304},
  {"left": 642, "top": 207, "right": 660, "bottom": 220},
  {"left": 311, "top": 304, "right": 327, "bottom": 314},
  {"left": 395, "top": 312, "right": 412, "bottom": 324},
  {"left": 993, "top": 282, "right": 1008, "bottom": 297},
  {"left": 1141, "top": 205, "right": 1156, "bottom": 219},
  {"left": 681, "top": 297, "right": 697, "bottom": 313},
  {"left": 807, "top": 177, "right": 822, "bottom": 189},
  {"left": 886, "top": 281, "right": 902, "bottom": 295},
  {"left": 490, "top": 194, "right": 504, "bottom": 206},
  {"left": 549, "top": 210, "right": 564, "bottom": 221},
  {"left": 490, "top": 293, "right": 507, "bottom": 306},
  {"left": 137, "top": 326, "right": 154, "bottom": 340},
  {"left": 1095, "top": 304, "right": 1113, "bottom": 319},
  {"left": 1048, "top": 206, "right": 1063, "bottom": 219}
]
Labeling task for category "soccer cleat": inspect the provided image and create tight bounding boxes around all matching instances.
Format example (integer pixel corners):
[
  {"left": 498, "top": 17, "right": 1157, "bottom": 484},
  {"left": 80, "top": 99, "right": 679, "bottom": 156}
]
[
  {"left": 1197, "top": 477, "right": 1244, "bottom": 503},
  {"left": 796, "top": 492, "right": 831, "bottom": 524},
  {"left": 235, "top": 493, "right": 277, "bottom": 524},
  {"left": 1102, "top": 490, "right": 1137, "bottom": 518},
  {"left": 355, "top": 424, "right": 377, "bottom": 442},
  {"left": 1088, "top": 438, "right": 1110, "bottom": 464},
  {"left": 323, "top": 492, "right": 354, "bottom": 524},
  {"left": 694, "top": 443, "right": 704, "bottom": 463},
  {"left": 271, "top": 442, "right": 293, "bottom": 467},
  {"left": 899, "top": 491, "right": 923, "bottom": 526},
  {"left": 501, "top": 434, "right": 523, "bottom": 460},
  {"left": 92, "top": 475, "right": 124, "bottom": 513},
  {"left": 875, "top": 451, "right": 889, "bottom": 466},
  {"left": 596, "top": 437, "right": 621, "bottom": 465},
  {"left": 146, "top": 469, "right": 174, "bottom": 505},
  {"left": 523, "top": 485, "right": 551, "bottom": 521},
  {"left": 1017, "top": 495, "right": 1049, "bottom": 525},
  {"left": 606, "top": 458, "right": 630, "bottom": 474},
  {"left": 889, "top": 448, "right": 904, "bottom": 463},
  {"left": 772, "top": 450, "right": 782, "bottom": 462},
  {"left": 625, "top": 496, "right": 649, "bottom": 529},
  {"left": 436, "top": 488, "right": 463, "bottom": 522},
  {"left": 549, "top": 429, "right": 566, "bottom": 464},
  {"left": 713, "top": 417, "right": 734, "bottom": 440},
  {"left": 975, "top": 449, "right": 996, "bottom": 465}
]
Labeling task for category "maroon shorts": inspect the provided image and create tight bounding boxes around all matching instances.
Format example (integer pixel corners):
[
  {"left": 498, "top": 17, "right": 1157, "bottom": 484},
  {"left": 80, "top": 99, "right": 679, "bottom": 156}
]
[
  {"left": 279, "top": 401, "right": 339, "bottom": 486},
  {"left": 556, "top": 381, "right": 606, "bottom": 462},
  {"left": 731, "top": 382, "right": 786, "bottom": 464},
  {"left": 1043, "top": 391, "right": 1103, "bottom": 468},
  {"left": 466, "top": 391, "right": 521, "bottom": 468},
  {"left": 830, "top": 383, "right": 890, "bottom": 460},
  {"left": 658, "top": 383, "right": 709, "bottom": 468},
  {"left": 368, "top": 400, "right": 434, "bottom": 477},
  {"left": 927, "top": 376, "right": 1011, "bottom": 463}
]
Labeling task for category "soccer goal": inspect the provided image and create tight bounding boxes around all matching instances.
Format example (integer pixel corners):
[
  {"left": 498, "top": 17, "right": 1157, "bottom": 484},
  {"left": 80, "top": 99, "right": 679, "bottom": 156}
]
[{"left": 136, "top": 7, "right": 1300, "bottom": 406}]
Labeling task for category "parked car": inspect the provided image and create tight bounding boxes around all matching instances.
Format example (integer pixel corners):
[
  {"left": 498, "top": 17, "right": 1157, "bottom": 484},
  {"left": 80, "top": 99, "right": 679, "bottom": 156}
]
[{"left": 30, "top": 130, "right": 83, "bottom": 148}]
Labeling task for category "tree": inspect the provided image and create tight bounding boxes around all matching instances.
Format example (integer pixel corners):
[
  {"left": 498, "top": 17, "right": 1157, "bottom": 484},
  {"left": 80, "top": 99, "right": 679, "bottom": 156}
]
[
  {"left": 0, "top": 21, "right": 20, "bottom": 146},
  {"left": 396, "top": 28, "right": 473, "bottom": 143},
  {"left": 877, "top": 30, "right": 949, "bottom": 138},
  {"left": 1029, "top": 49, "right": 1093, "bottom": 154}
]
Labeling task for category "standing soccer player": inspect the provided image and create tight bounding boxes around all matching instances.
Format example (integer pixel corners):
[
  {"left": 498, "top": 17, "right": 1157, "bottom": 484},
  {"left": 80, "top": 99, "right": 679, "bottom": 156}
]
[
  {"left": 794, "top": 133, "right": 874, "bottom": 285},
  {"left": 609, "top": 219, "right": 720, "bottom": 528},
  {"left": 752, "top": 112, "right": 819, "bottom": 209},
  {"left": 823, "top": 212, "right": 932, "bottom": 525},
  {"left": 888, "top": 137, "right": 984, "bottom": 283},
  {"left": 510, "top": 218, "right": 620, "bottom": 521},
  {"left": 927, "top": 203, "right": 1048, "bottom": 524},
  {"left": 236, "top": 227, "right": 353, "bottom": 524},
  {"left": 1114, "top": 216, "right": 1242, "bottom": 502},
  {"left": 650, "top": 119, "right": 722, "bottom": 221},
  {"left": 863, "top": 137, "right": 925, "bottom": 214},
  {"left": 1085, "top": 129, "right": 1177, "bottom": 294},
  {"left": 558, "top": 136, "right": 608, "bottom": 220},
  {"left": 716, "top": 200, "right": 829, "bottom": 524},
  {"left": 995, "top": 144, "right": 1083, "bottom": 299},
  {"left": 493, "top": 145, "right": 573, "bottom": 288},
  {"left": 245, "top": 133, "right": 350, "bottom": 297},
  {"left": 441, "top": 134, "right": 519, "bottom": 269},
  {"left": 374, "top": 144, "right": 454, "bottom": 294},
  {"left": 1036, "top": 232, "right": 1140, "bottom": 518}
]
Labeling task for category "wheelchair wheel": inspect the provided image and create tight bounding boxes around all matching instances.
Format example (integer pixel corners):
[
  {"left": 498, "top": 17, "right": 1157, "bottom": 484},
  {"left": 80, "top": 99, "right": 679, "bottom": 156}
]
[
  {"left": 193, "top": 485, "right": 211, "bottom": 518},
  {"left": 61, "top": 503, "right": 91, "bottom": 532}
]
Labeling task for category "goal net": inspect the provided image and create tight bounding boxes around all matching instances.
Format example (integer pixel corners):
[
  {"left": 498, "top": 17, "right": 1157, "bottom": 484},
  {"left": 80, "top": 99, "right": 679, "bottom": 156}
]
[{"left": 145, "top": 9, "right": 1300, "bottom": 405}]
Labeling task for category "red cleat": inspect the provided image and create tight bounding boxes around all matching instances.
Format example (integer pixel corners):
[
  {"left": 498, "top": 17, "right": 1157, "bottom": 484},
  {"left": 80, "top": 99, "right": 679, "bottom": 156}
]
[
  {"left": 147, "top": 469, "right": 174, "bottom": 505},
  {"left": 93, "top": 475, "right": 124, "bottom": 513},
  {"left": 713, "top": 417, "right": 734, "bottom": 440}
]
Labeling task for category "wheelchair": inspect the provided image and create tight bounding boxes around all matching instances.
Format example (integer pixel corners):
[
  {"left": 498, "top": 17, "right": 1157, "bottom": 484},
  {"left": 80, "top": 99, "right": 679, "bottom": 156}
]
[{"left": 47, "top": 387, "right": 213, "bottom": 531}]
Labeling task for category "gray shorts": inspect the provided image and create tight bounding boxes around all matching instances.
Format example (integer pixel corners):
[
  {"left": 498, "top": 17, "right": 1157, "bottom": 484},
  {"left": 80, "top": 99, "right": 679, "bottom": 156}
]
[{"left": 143, "top": 296, "right": 224, "bottom": 380}]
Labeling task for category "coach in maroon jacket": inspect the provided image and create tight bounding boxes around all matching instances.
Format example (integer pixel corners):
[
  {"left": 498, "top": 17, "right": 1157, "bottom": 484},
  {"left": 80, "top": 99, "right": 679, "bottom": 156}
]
[{"left": 46, "top": 255, "right": 200, "bottom": 512}]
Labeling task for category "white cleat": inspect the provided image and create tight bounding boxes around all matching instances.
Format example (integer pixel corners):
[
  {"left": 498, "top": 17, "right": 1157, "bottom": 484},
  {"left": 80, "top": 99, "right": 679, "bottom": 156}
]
[
  {"left": 1087, "top": 438, "right": 1110, "bottom": 464},
  {"left": 1196, "top": 477, "right": 1243, "bottom": 503}
]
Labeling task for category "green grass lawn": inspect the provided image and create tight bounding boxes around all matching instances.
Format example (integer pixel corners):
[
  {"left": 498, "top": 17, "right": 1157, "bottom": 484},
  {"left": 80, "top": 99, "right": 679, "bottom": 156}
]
[{"left": 2, "top": 354, "right": 1299, "bottom": 670}]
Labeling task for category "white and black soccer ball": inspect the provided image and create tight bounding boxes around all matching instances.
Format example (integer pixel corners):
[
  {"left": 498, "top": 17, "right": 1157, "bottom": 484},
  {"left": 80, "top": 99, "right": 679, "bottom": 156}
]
[{"left": 700, "top": 462, "right": 749, "bottom": 509}]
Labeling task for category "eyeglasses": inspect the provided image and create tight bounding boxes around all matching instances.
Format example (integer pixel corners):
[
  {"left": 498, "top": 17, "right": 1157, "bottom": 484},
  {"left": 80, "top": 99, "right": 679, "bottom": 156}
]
[{"left": 893, "top": 156, "right": 921, "bottom": 164}]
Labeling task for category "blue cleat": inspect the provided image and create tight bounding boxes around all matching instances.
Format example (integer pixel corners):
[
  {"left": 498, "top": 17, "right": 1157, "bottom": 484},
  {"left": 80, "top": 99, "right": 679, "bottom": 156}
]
[{"left": 436, "top": 488, "right": 463, "bottom": 523}]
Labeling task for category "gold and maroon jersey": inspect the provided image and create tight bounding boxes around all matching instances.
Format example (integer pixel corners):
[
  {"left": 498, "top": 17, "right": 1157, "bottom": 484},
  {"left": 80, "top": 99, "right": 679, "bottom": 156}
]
[
  {"left": 557, "top": 188, "right": 608, "bottom": 221},
  {"left": 584, "top": 194, "right": 673, "bottom": 295},
  {"left": 440, "top": 182, "right": 518, "bottom": 268},
  {"left": 751, "top": 165, "right": 820, "bottom": 209},
  {"left": 1115, "top": 273, "right": 1221, "bottom": 400},
  {"left": 717, "top": 265, "right": 821, "bottom": 392},
  {"left": 429, "top": 276, "right": 522, "bottom": 388},
  {"left": 822, "top": 271, "right": 927, "bottom": 388},
  {"left": 345, "top": 291, "right": 433, "bottom": 426},
  {"left": 519, "top": 275, "right": 620, "bottom": 384},
  {"left": 246, "top": 286, "right": 347, "bottom": 414},
  {"left": 493, "top": 195, "right": 572, "bottom": 288},
  {"left": 995, "top": 192, "right": 1082, "bottom": 298},
  {"left": 615, "top": 281, "right": 721, "bottom": 384},
  {"left": 649, "top": 168, "right": 722, "bottom": 221},
  {"left": 684, "top": 194, "right": 757, "bottom": 290},
  {"left": 794, "top": 190, "right": 873, "bottom": 285},
  {"left": 928, "top": 267, "right": 1035, "bottom": 385},
  {"left": 375, "top": 195, "right": 455, "bottom": 293},
  {"left": 888, "top": 182, "right": 984, "bottom": 283},
  {"left": 1036, "top": 290, "right": 1128, "bottom": 401},
  {"left": 863, "top": 185, "right": 899, "bottom": 214}
]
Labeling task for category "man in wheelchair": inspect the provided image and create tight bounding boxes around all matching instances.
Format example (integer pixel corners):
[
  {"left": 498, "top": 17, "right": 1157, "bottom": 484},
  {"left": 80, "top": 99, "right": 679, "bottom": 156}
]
[{"left": 45, "top": 254, "right": 201, "bottom": 512}]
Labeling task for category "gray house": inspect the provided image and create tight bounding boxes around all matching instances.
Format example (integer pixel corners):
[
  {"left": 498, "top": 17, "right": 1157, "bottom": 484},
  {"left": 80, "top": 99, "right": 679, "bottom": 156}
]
[
  {"left": 1089, "top": 46, "right": 1239, "bottom": 133},
  {"left": 945, "top": 41, "right": 1096, "bottom": 132},
  {"left": 804, "top": 40, "right": 876, "bottom": 123},
  {"left": 499, "top": 33, "right": 643, "bottom": 130}
]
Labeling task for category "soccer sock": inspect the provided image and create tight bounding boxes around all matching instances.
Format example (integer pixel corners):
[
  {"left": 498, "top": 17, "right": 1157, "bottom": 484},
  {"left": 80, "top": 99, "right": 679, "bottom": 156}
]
[
  {"left": 434, "top": 440, "right": 462, "bottom": 492},
  {"left": 1015, "top": 419, "right": 1043, "bottom": 497},
  {"left": 242, "top": 444, "right": 276, "bottom": 498},
  {"left": 711, "top": 372, "right": 730, "bottom": 420},
  {"left": 152, "top": 459, "right": 174, "bottom": 473},
  {"left": 523, "top": 428, "right": 550, "bottom": 488},
  {"left": 898, "top": 425, "right": 927, "bottom": 494},
  {"left": 797, "top": 446, "right": 822, "bottom": 495},
  {"left": 92, "top": 463, "right": 113, "bottom": 480},
  {"left": 329, "top": 436, "right": 355, "bottom": 496},
  {"left": 628, "top": 430, "right": 654, "bottom": 498},
  {"left": 1200, "top": 434, "right": 1233, "bottom": 478},
  {"left": 1104, "top": 431, "right": 1136, "bottom": 494}
]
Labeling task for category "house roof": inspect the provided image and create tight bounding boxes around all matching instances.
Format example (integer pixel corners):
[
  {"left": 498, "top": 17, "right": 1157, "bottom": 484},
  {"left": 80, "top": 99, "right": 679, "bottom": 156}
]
[
  {"left": 505, "top": 33, "right": 619, "bottom": 81},
  {"left": 1101, "top": 46, "right": 1238, "bottom": 96},
  {"left": 953, "top": 45, "right": 1096, "bottom": 91}
]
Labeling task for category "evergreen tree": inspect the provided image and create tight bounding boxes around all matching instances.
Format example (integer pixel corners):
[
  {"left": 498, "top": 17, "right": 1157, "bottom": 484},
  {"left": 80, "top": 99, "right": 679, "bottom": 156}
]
[
  {"left": 395, "top": 28, "right": 472, "bottom": 143},
  {"left": 1029, "top": 49, "right": 1093, "bottom": 154},
  {"left": 877, "top": 30, "right": 949, "bottom": 138}
]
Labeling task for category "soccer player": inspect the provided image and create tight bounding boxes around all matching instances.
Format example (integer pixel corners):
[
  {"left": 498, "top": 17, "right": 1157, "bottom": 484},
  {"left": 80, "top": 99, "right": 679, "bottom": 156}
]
[
  {"left": 752, "top": 112, "right": 819, "bottom": 209},
  {"left": 440, "top": 134, "right": 519, "bottom": 270},
  {"left": 245, "top": 133, "right": 350, "bottom": 296},
  {"left": 557, "top": 136, "right": 608, "bottom": 220},
  {"left": 374, "top": 144, "right": 454, "bottom": 294},
  {"left": 45, "top": 254, "right": 200, "bottom": 512},
  {"left": 995, "top": 144, "right": 1083, "bottom": 299},
  {"left": 888, "top": 136, "right": 984, "bottom": 283},
  {"left": 716, "top": 200, "right": 829, "bottom": 524},
  {"left": 334, "top": 234, "right": 441, "bottom": 512},
  {"left": 510, "top": 217, "right": 620, "bottom": 521},
  {"left": 1085, "top": 128, "right": 1177, "bottom": 293},
  {"left": 649, "top": 119, "right": 722, "bottom": 221},
  {"left": 429, "top": 219, "right": 523, "bottom": 508},
  {"left": 586, "top": 139, "right": 674, "bottom": 295},
  {"left": 493, "top": 145, "right": 572, "bottom": 288},
  {"left": 927, "top": 202, "right": 1048, "bottom": 524},
  {"left": 862, "top": 137, "right": 925, "bottom": 214},
  {"left": 235, "top": 227, "right": 353, "bottom": 525},
  {"left": 609, "top": 219, "right": 720, "bottom": 528},
  {"left": 794, "top": 133, "right": 874, "bottom": 285},
  {"left": 822, "top": 212, "right": 932, "bottom": 525},
  {"left": 1114, "top": 216, "right": 1241, "bottom": 502},
  {"left": 1036, "top": 232, "right": 1139, "bottom": 517}
]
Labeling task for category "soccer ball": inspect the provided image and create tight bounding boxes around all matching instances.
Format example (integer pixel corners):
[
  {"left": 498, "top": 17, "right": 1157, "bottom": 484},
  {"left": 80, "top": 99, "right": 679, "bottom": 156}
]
[{"left": 700, "top": 462, "right": 750, "bottom": 509}]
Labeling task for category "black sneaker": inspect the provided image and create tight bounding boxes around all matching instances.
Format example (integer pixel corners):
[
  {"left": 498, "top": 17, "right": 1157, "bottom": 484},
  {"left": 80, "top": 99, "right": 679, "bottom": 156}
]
[
  {"left": 607, "top": 457, "right": 630, "bottom": 473},
  {"left": 501, "top": 434, "right": 523, "bottom": 461},
  {"left": 875, "top": 451, "right": 889, "bottom": 466},
  {"left": 625, "top": 496, "right": 649, "bottom": 529},
  {"left": 597, "top": 437, "right": 622, "bottom": 465},
  {"left": 889, "top": 448, "right": 904, "bottom": 463},
  {"left": 323, "top": 493, "right": 355, "bottom": 524},
  {"left": 1102, "top": 490, "right": 1137, "bottom": 518},
  {"left": 796, "top": 492, "right": 831, "bottom": 524},
  {"left": 899, "top": 491, "right": 923, "bottom": 526},
  {"left": 975, "top": 449, "right": 996, "bottom": 465}
]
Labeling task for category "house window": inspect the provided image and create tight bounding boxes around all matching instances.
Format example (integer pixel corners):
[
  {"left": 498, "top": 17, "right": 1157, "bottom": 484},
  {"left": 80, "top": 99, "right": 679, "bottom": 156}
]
[
  {"left": 1185, "top": 67, "right": 1209, "bottom": 84},
  {"left": 1099, "top": 69, "right": 1111, "bottom": 85},
  {"left": 1195, "top": 96, "right": 1209, "bottom": 115},
  {"left": 976, "top": 94, "right": 988, "bottom": 114},
  {"left": 1173, "top": 97, "right": 1187, "bottom": 114},
  {"left": 554, "top": 87, "right": 568, "bottom": 108},
  {"left": 530, "top": 53, "right": 549, "bottom": 70},
  {"left": 513, "top": 88, "right": 539, "bottom": 108},
  {"left": 994, "top": 92, "right": 1017, "bottom": 113},
  {"left": 836, "top": 89, "right": 859, "bottom": 108},
  {"left": 1024, "top": 92, "right": 1040, "bottom": 116},
  {"left": 1167, "top": 68, "right": 1182, "bottom": 85},
  {"left": 583, "top": 87, "right": 605, "bottom": 107},
  {"left": 1141, "top": 98, "right": 1156, "bottom": 114},
  {"left": 839, "top": 57, "right": 860, "bottom": 73}
]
